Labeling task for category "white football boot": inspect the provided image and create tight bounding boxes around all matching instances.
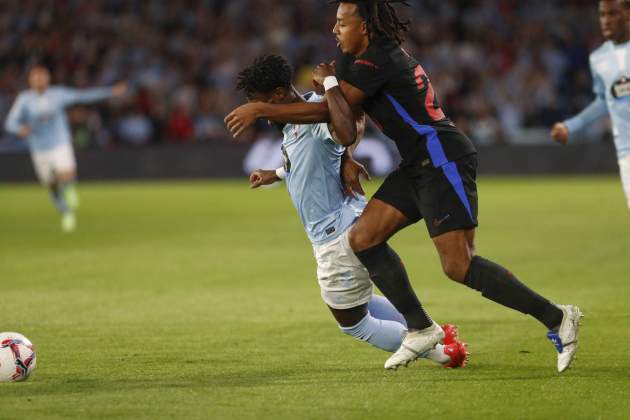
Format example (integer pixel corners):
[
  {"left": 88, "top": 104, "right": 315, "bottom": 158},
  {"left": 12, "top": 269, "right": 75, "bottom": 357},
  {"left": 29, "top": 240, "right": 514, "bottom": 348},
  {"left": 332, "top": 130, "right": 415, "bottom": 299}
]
[
  {"left": 546, "top": 304, "right": 583, "bottom": 373},
  {"left": 61, "top": 212, "right": 76, "bottom": 233},
  {"left": 385, "top": 322, "right": 444, "bottom": 370}
]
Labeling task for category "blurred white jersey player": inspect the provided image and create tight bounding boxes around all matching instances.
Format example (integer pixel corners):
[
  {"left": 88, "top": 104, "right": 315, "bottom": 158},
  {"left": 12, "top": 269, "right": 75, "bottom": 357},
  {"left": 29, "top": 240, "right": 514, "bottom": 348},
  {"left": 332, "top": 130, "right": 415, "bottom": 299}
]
[
  {"left": 552, "top": 0, "right": 630, "bottom": 208},
  {"left": 239, "top": 55, "right": 468, "bottom": 368},
  {"left": 4, "top": 65, "right": 126, "bottom": 231}
]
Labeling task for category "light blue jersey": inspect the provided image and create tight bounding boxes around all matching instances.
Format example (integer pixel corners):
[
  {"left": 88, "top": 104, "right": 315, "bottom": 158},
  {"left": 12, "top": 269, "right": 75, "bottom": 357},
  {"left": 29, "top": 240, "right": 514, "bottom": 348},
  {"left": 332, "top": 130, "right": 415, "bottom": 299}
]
[
  {"left": 4, "top": 86, "right": 114, "bottom": 152},
  {"left": 282, "top": 92, "right": 366, "bottom": 245},
  {"left": 565, "top": 40, "right": 630, "bottom": 159}
]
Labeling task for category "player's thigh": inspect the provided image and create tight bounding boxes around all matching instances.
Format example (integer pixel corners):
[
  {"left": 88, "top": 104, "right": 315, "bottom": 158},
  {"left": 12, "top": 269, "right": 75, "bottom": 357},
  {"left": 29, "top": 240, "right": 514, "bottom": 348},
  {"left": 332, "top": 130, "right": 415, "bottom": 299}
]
[
  {"left": 350, "top": 169, "right": 420, "bottom": 251},
  {"left": 313, "top": 230, "right": 373, "bottom": 314},
  {"left": 52, "top": 143, "right": 77, "bottom": 183},
  {"left": 418, "top": 154, "right": 479, "bottom": 238},
  {"left": 31, "top": 150, "right": 56, "bottom": 186}
]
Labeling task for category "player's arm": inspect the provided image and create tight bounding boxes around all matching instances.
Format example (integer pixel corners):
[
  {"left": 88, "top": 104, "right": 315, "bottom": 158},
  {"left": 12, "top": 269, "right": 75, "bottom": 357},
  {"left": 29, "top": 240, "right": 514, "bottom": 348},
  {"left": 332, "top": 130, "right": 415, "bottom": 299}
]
[
  {"left": 551, "top": 98, "right": 608, "bottom": 145},
  {"left": 4, "top": 94, "right": 30, "bottom": 139},
  {"left": 60, "top": 82, "right": 127, "bottom": 106},
  {"left": 551, "top": 63, "right": 608, "bottom": 145},
  {"left": 340, "top": 114, "right": 371, "bottom": 198},
  {"left": 249, "top": 168, "right": 284, "bottom": 189},
  {"left": 312, "top": 62, "right": 357, "bottom": 146},
  {"left": 225, "top": 80, "right": 367, "bottom": 139}
]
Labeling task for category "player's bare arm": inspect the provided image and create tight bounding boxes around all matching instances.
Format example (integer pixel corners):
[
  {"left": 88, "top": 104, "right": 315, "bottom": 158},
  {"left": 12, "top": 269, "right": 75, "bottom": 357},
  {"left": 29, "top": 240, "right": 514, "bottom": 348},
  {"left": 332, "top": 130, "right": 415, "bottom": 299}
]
[
  {"left": 224, "top": 78, "right": 367, "bottom": 138},
  {"left": 338, "top": 115, "right": 370, "bottom": 197},
  {"left": 249, "top": 169, "right": 280, "bottom": 189},
  {"left": 224, "top": 100, "right": 329, "bottom": 138},
  {"left": 313, "top": 62, "right": 357, "bottom": 146},
  {"left": 18, "top": 125, "right": 31, "bottom": 139}
]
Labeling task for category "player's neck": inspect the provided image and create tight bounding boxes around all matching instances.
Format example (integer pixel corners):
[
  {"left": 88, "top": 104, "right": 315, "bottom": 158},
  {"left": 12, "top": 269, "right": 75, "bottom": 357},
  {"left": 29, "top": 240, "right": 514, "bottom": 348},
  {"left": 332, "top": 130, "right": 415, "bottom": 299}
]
[
  {"left": 354, "top": 38, "right": 371, "bottom": 57},
  {"left": 612, "top": 30, "right": 630, "bottom": 45},
  {"left": 288, "top": 86, "right": 303, "bottom": 103}
]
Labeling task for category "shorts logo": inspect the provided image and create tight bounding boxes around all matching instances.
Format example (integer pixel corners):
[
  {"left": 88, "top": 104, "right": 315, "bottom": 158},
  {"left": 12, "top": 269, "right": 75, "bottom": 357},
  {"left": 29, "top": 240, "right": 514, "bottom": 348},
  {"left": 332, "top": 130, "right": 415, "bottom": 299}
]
[
  {"left": 325, "top": 227, "right": 336, "bottom": 235},
  {"left": 432, "top": 214, "right": 450, "bottom": 228}
]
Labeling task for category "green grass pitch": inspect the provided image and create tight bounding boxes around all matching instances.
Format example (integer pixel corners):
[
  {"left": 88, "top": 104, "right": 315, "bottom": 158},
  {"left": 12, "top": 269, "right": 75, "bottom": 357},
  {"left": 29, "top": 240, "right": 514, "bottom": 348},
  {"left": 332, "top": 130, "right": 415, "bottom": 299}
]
[{"left": 0, "top": 177, "right": 629, "bottom": 419}]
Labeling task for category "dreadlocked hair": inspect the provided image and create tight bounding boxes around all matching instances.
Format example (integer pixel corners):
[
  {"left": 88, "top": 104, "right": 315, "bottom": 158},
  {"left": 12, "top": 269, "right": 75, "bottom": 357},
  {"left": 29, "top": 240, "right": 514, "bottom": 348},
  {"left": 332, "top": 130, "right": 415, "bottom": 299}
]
[
  {"left": 330, "top": 0, "right": 411, "bottom": 45},
  {"left": 236, "top": 55, "right": 293, "bottom": 98}
]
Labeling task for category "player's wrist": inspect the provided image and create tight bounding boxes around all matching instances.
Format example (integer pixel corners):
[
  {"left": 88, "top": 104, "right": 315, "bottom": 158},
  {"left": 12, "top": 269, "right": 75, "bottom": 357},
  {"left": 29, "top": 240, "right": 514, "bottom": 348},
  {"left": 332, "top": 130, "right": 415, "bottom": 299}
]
[
  {"left": 253, "top": 102, "right": 268, "bottom": 119},
  {"left": 323, "top": 76, "right": 339, "bottom": 91}
]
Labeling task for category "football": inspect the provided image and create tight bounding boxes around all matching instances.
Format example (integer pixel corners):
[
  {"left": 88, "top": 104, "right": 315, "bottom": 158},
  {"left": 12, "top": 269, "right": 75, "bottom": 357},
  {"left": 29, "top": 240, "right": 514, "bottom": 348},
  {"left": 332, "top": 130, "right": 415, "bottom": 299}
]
[{"left": 0, "top": 332, "right": 37, "bottom": 382}]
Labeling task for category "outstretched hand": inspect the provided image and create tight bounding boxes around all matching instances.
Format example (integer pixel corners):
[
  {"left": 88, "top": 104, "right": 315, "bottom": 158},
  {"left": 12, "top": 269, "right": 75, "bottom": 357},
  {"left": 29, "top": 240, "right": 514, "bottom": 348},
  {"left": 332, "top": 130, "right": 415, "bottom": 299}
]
[
  {"left": 112, "top": 82, "right": 128, "bottom": 98},
  {"left": 550, "top": 122, "right": 569, "bottom": 145},
  {"left": 341, "top": 156, "right": 370, "bottom": 198},
  {"left": 225, "top": 103, "right": 261, "bottom": 138}
]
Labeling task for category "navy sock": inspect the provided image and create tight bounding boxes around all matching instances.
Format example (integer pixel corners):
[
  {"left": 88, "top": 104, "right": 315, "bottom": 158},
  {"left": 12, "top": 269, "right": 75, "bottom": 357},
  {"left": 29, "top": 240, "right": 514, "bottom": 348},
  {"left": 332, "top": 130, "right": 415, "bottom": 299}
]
[
  {"left": 464, "top": 256, "right": 563, "bottom": 330},
  {"left": 354, "top": 243, "right": 433, "bottom": 330}
]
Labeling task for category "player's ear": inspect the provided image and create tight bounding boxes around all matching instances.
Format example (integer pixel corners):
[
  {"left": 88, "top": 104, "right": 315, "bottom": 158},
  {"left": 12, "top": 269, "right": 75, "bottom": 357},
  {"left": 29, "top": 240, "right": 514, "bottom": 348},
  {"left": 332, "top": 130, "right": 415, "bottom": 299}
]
[
  {"left": 360, "top": 21, "right": 368, "bottom": 36},
  {"left": 270, "top": 87, "right": 286, "bottom": 103}
]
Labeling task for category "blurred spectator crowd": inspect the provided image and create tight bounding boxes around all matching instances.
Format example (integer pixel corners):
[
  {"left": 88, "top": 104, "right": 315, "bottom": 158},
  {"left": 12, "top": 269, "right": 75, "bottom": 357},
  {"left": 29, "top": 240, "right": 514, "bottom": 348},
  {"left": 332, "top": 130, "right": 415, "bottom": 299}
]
[{"left": 0, "top": 0, "right": 609, "bottom": 151}]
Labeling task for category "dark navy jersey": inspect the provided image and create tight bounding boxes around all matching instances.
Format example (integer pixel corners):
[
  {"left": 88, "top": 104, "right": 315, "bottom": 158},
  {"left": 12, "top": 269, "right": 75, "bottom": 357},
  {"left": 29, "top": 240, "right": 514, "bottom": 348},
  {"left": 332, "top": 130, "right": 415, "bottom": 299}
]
[{"left": 337, "top": 39, "right": 476, "bottom": 170}]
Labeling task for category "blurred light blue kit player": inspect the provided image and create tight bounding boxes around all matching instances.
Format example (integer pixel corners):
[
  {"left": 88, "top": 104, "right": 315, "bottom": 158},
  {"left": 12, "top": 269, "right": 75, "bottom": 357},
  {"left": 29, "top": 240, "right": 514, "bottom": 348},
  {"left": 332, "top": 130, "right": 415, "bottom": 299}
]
[
  {"left": 552, "top": 0, "right": 630, "bottom": 208},
  {"left": 4, "top": 65, "right": 126, "bottom": 231}
]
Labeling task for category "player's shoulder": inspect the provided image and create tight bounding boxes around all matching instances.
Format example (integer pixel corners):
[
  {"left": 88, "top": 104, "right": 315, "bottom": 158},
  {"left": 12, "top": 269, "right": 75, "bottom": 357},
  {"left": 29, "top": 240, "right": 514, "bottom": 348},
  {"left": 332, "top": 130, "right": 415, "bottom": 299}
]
[
  {"left": 590, "top": 41, "right": 614, "bottom": 63},
  {"left": 353, "top": 39, "right": 395, "bottom": 70},
  {"left": 14, "top": 90, "right": 29, "bottom": 102},
  {"left": 47, "top": 85, "right": 68, "bottom": 95},
  {"left": 297, "top": 92, "right": 336, "bottom": 143},
  {"left": 303, "top": 92, "right": 329, "bottom": 133},
  {"left": 304, "top": 91, "right": 324, "bottom": 103}
]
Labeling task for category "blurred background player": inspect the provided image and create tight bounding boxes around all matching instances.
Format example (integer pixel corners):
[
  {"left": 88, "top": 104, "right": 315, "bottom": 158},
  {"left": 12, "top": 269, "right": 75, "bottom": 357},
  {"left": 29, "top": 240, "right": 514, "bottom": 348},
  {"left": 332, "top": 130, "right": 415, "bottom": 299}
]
[
  {"left": 4, "top": 65, "right": 127, "bottom": 232},
  {"left": 551, "top": 0, "right": 630, "bottom": 209},
  {"left": 242, "top": 54, "right": 468, "bottom": 368}
]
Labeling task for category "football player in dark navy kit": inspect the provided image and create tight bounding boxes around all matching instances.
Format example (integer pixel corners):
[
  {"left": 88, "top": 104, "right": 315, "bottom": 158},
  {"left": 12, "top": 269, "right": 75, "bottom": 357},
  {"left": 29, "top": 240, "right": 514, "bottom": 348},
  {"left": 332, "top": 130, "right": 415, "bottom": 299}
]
[{"left": 225, "top": 0, "right": 581, "bottom": 372}]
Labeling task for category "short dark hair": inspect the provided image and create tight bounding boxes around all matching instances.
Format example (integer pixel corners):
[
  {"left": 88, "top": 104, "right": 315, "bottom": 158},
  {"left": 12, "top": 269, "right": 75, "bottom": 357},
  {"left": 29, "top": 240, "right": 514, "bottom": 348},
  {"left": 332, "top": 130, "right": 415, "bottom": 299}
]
[
  {"left": 331, "top": 0, "right": 411, "bottom": 45},
  {"left": 236, "top": 55, "right": 293, "bottom": 98}
]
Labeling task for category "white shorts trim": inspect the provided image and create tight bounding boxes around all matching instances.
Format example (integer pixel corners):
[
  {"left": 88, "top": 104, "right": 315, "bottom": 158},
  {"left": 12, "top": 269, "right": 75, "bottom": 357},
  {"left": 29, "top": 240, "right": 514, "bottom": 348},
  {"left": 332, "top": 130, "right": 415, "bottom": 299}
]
[
  {"left": 312, "top": 230, "right": 373, "bottom": 310},
  {"left": 619, "top": 155, "right": 630, "bottom": 209},
  {"left": 31, "top": 143, "right": 76, "bottom": 185}
]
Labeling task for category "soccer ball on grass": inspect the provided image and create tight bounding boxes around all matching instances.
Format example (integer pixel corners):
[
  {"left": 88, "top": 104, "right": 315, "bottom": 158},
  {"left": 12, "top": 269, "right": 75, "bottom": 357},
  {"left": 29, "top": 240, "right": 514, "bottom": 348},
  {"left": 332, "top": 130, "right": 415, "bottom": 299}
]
[{"left": 0, "top": 332, "right": 37, "bottom": 382}]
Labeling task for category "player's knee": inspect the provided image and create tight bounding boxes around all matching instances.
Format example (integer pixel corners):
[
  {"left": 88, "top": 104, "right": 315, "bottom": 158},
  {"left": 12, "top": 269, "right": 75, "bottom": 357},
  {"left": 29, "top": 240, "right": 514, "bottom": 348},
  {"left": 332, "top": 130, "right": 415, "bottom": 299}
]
[
  {"left": 441, "top": 257, "right": 471, "bottom": 283},
  {"left": 57, "top": 171, "right": 75, "bottom": 183},
  {"left": 348, "top": 225, "right": 382, "bottom": 252}
]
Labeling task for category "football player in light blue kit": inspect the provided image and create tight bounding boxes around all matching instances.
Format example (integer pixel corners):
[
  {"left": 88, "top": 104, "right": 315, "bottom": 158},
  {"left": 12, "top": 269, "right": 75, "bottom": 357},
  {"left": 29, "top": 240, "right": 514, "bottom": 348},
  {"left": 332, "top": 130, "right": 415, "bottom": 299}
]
[
  {"left": 4, "top": 65, "right": 127, "bottom": 232},
  {"left": 552, "top": 0, "right": 630, "bottom": 208},
  {"left": 240, "top": 55, "right": 468, "bottom": 368}
]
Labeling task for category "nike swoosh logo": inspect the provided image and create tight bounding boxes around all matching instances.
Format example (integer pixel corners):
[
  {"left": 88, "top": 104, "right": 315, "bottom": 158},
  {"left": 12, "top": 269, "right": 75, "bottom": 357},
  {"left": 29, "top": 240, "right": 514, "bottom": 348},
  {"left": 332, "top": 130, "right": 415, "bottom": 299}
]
[{"left": 432, "top": 214, "right": 451, "bottom": 228}]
